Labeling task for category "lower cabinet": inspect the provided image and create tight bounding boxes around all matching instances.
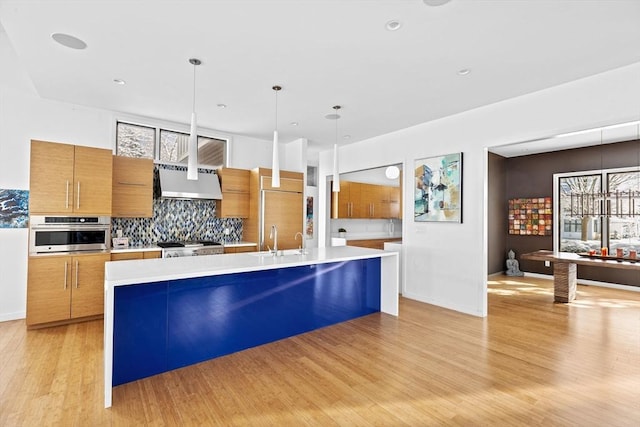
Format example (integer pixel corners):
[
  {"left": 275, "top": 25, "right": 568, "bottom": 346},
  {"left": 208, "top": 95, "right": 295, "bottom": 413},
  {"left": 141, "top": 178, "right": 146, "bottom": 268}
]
[
  {"left": 111, "top": 250, "right": 162, "bottom": 261},
  {"left": 224, "top": 245, "right": 257, "bottom": 254},
  {"left": 346, "top": 238, "right": 402, "bottom": 250},
  {"left": 27, "top": 252, "right": 110, "bottom": 326}
]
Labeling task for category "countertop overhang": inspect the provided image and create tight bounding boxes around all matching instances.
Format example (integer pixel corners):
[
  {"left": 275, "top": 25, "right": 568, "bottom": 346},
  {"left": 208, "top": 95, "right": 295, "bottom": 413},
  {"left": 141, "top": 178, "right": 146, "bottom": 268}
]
[{"left": 105, "top": 246, "right": 397, "bottom": 287}]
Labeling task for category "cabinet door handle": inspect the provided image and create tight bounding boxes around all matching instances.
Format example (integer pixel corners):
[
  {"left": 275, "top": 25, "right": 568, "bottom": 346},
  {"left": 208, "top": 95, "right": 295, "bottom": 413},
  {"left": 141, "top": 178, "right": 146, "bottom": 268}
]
[
  {"left": 64, "top": 261, "right": 68, "bottom": 290},
  {"left": 75, "top": 259, "right": 79, "bottom": 288},
  {"left": 76, "top": 182, "right": 81, "bottom": 209},
  {"left": 65, "top": 180, "right": 70, "bottom": 209},
  {"left": 117, "top": 181, "right": 146, "bottom": 186}
]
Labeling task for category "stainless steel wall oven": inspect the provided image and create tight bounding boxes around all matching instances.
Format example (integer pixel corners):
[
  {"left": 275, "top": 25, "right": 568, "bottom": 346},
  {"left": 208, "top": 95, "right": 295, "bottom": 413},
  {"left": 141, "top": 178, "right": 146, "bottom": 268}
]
[{"left": 29, "top": 215, "right": 111, "bottom": 254}]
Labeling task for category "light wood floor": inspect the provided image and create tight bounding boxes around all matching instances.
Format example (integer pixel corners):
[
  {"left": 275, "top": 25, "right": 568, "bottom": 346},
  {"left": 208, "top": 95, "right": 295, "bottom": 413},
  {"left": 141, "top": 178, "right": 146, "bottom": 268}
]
[{"left": 1, "top": 275, "right": 639, "bottom": 426}]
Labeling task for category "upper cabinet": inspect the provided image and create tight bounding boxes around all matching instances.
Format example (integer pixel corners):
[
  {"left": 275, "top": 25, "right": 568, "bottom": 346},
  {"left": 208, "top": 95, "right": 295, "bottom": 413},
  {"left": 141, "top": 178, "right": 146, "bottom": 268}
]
[
  {"left": 111, "top": 155, "right": 154, "bottom": 218},
  {"left": 332, "top": 180, "right": 401, "bottom": 219},
  {"left": 332, "top": 181, "right": 362, "bottom": 218},
  {"left": 30, "top": 140, "right": 113, "bottom": 215},
  {"left": 216, "top": 167, "right": 250, "bottom": 218}
]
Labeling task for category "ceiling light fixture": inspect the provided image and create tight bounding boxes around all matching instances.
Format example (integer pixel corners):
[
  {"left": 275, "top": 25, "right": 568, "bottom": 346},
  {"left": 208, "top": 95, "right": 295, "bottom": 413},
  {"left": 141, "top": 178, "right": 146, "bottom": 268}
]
[
  {"left": 271, "top": 85, "right": 282, "bottom": 188},
  {"left": 290, "top": 121, "right": 298, "bottom": 126},
  {"left": 51, "top": 33, "right": 87, "bottom": 50},
  {"left": 385, "top": 166, "right": 400, "bottom": 180},
  {"left": 216, "top": 103, "right": 227, "bottom": 109},
  {"left": 458, "top": 68, "right": 471, "bottom": 76},
  {"left": 423, "top": 0, "right": 452, "bottom": 6},
  {"left": 386, "top": 20, "right": 402, "bottom": 31},
  {"left": 187, "top": 58, "right": 201, "bottom": 181},
  {"left": 113, "top": 78, "right": 126, "bottom": 85},
  {"left": 330, "top": 105, "right": 342, "bottom": 193}
]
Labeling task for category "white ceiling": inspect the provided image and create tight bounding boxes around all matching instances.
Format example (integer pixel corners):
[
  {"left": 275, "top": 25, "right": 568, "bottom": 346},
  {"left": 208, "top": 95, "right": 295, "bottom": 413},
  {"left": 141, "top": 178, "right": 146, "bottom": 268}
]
[{"left": 2, "top": 0, "right": 640, "bottom": 157}]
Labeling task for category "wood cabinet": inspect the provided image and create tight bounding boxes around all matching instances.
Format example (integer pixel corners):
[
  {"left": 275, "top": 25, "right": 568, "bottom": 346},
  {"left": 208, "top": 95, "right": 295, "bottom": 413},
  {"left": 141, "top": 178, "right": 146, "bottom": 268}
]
[
  {"left": 244, "top": 168, "right": 304, "bottom": 251},
  {"left": 30, "top": 140, "right": 113, "bottom": 215},
  {"left": 346, "top": 238, "right": 402, "bottom": 250},
  {"left": 216, "top": 168, "right": 250, "bottom": 218},
  {"left": 110, "top": 250, "right": 161, "bottom": 261},
  {"left": 224, "top": 245, "right": 257, "bottom": 254},
  {"left": 331, "top": 181, "right": 362, "bottom": 218},
  {"left": 111, "top": 156, "right": 154, "bottom": 217},
  {"left": 332, "top": 180, "right": 401, "bottom": 219},
  {"left": 27, "top": 252, "right": 110, "bottom": 326}
]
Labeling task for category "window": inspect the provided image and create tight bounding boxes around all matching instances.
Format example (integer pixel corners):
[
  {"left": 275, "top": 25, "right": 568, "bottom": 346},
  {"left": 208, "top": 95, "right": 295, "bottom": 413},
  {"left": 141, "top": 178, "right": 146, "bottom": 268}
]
[
  {"left": 558, "top": 174, "right": 602, "bottom": 253},
  {"left": 307, "top": 166, "right": 317, "bottom": 187},
  {"left": 116, "top": 122, "right": 155, "bottom": 158},
  {"left": 159, "top": 130, "right": 225, "bottom": 168},
  {"left": 557, "top": 168, "right": 640, "bottom": 253},
  {"left": 607, "top": 171, "right": 640, "bottom": 251},
  {"left": 116, "top": 121, "right": 227, "bottom": 168}
]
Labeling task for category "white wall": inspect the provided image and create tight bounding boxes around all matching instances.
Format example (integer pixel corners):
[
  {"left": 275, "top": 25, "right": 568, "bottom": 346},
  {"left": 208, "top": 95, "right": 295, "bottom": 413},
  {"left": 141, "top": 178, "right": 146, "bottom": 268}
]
[{"left": 319, "top": 61, "right": 640, "bottom": 317}]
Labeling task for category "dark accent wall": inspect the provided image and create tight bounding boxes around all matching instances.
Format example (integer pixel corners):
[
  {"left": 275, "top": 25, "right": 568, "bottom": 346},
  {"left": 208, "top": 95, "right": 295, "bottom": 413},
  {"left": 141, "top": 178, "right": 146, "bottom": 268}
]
[
  {"left": 501, "top": 139, "right": 640, "bottom": 286},
  {"left": 488, "top": 152, "right": 507, "bottom": 274}
]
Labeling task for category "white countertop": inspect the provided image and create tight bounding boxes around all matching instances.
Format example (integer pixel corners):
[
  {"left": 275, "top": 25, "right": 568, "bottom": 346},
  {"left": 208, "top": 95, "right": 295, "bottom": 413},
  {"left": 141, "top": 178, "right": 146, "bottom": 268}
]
[
  {"left": 105, "top": 246, "right": 396, "bottom": 287},
  {"left": 223, "top": 241, "right": 257, "bottom": 248},
  {"left": 332, "top": 233, "right": 402, "bottom": 240},
  {"left": 109, "top": 241, "right": 257, "bottom": 254}
]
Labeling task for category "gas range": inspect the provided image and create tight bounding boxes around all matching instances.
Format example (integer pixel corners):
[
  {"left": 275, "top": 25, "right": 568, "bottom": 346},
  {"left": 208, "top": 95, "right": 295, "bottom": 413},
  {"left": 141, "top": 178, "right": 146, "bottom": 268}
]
[{"left": 157, "top": 240, "right": 224, "bottom": 258}]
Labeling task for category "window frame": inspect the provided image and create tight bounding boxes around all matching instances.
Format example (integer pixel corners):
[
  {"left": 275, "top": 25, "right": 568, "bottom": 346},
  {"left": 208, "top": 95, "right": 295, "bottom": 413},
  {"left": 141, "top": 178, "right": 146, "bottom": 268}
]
[
  {"left": 554, "top": 166, "right": 640, "bottom": 253},
  {"left": 114, "top": 117, "right": 230, "bottom": 170}
]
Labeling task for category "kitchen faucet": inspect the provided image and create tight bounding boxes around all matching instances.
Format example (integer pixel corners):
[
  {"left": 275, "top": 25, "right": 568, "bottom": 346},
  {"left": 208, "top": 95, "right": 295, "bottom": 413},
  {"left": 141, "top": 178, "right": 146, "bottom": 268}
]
[
  {"left": 269, "top": 225, "right": 278, "bottom": 255},
  {"left": 294, "top": 232, "right": 306, "bottom": 254}
]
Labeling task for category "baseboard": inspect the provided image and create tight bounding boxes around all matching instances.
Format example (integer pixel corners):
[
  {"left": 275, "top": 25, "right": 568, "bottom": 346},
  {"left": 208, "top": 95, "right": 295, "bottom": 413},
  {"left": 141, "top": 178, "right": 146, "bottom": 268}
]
[{"left": 0, "top": 311, "right": 26, "bottom": 323}]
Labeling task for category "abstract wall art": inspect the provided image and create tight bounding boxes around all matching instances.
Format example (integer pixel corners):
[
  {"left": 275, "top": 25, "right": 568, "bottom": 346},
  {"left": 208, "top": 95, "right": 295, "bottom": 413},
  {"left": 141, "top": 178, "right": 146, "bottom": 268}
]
[
  {"left": 414, "top": 153, "right": 462, "bottom": 223},
  {"left": 0, "top": 189, "right": 29, "bottom": 228},
  {"left": 508, "top": 197, "right": 552, "bottom": 236}
]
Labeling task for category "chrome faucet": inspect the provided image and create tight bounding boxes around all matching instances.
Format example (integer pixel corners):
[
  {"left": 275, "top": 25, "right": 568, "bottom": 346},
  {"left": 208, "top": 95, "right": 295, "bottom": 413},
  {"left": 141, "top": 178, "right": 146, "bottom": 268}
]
[
  {"left": 295, "top": 231, "right": 306, "bottom": 254},
  {"left": 269, "top": 225, "right": 278, "bottom": 255}
]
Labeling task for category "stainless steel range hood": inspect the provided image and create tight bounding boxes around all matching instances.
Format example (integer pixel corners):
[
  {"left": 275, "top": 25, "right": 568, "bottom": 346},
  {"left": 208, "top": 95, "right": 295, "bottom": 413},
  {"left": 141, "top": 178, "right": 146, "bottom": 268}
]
[{"left": 158, "top": 169, "right": 223, "bottom": 200}]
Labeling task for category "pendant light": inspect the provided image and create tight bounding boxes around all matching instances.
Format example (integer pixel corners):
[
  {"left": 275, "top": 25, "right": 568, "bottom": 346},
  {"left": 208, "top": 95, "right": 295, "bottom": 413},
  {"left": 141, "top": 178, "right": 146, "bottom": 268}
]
[
  {"left": 187, "top": 58, "right": 201, "bottom": 181},
  {"left": 271, "top": 85, "right": 282, "bottom": 188},
  {"left": 332, "top": 105, "right": 341, "bottom": 193}
]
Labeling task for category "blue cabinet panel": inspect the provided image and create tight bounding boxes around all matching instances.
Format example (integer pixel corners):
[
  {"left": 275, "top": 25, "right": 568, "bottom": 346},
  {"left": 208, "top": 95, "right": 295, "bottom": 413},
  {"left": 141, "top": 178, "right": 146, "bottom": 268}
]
[
  {"left": 112, "top": 281, "right": 168, "bottom": 386},
  {"left": 113, "top": 258, "right": 381, "bottom": 385}
]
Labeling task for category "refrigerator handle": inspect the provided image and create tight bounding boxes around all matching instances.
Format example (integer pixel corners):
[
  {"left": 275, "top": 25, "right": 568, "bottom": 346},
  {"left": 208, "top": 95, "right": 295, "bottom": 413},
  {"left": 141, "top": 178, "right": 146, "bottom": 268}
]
[{"left": 260, "top": 190, "right": 265, "bottom": 251}]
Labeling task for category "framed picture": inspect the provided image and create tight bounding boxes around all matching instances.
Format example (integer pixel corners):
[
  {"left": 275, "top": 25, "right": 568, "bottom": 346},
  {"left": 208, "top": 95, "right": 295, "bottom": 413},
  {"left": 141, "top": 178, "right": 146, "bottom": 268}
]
[
  {"left": 508, "top": 197, "right": 552, "bottom": 235},
  {"left": 0, "top": 189, "right": 29, "bottom": 228},
  {"left": 414, "top": 153, "right": 462, "bottom": 222}
]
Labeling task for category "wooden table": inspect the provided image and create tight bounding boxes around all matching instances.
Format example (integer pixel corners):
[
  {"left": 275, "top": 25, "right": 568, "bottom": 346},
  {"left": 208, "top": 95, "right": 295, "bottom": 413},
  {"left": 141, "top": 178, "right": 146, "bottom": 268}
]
[{"left": 522, "top": 250, "right": 640, "bottom": 303}]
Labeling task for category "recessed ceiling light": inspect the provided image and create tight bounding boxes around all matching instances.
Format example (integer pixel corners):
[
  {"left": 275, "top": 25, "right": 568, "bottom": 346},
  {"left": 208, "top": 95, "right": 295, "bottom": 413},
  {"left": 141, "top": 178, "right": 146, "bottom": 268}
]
[
  {"left": 423, "top": 0, "right": 452, "bottom": 6},
  {"left": 290, "top": 122, "right": 298, "bottom": 126},
  {"left": 458, "top": 68, "right": 471, "bottom": 76},
  {"left": 385, "top": 20, "right": 402, "bottom": 31},
  {"left": 216, "top": 103, "right": 227, "bottom": 109},
  {"left": 113, "top": 78, "right": 126, "bottom": 85},
  {"left": 51, "top": 33, "right": 87, "bottom": 50},
  {"left": 343, "top": 135, "right": 351, "bottom": 140}
]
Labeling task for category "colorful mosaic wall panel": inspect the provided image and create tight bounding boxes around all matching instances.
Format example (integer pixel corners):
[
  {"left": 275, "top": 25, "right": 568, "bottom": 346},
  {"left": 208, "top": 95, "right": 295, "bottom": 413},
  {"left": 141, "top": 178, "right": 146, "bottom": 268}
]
[{"left": 508, "top": 197, "right": 552, "bottom": 236}]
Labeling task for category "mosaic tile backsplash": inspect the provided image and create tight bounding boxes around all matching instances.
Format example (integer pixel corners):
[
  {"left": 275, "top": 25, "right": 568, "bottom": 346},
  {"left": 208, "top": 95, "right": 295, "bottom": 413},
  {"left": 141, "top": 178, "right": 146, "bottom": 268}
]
[{"left": 111, "top": 165, "right": 243, "bottom": 246}]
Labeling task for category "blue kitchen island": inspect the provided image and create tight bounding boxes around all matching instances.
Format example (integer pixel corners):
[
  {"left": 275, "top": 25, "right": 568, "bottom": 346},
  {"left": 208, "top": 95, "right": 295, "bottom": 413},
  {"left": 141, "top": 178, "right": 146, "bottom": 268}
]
[{"left": 103, "top": 246, "right": 399, "bottom": 407}]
